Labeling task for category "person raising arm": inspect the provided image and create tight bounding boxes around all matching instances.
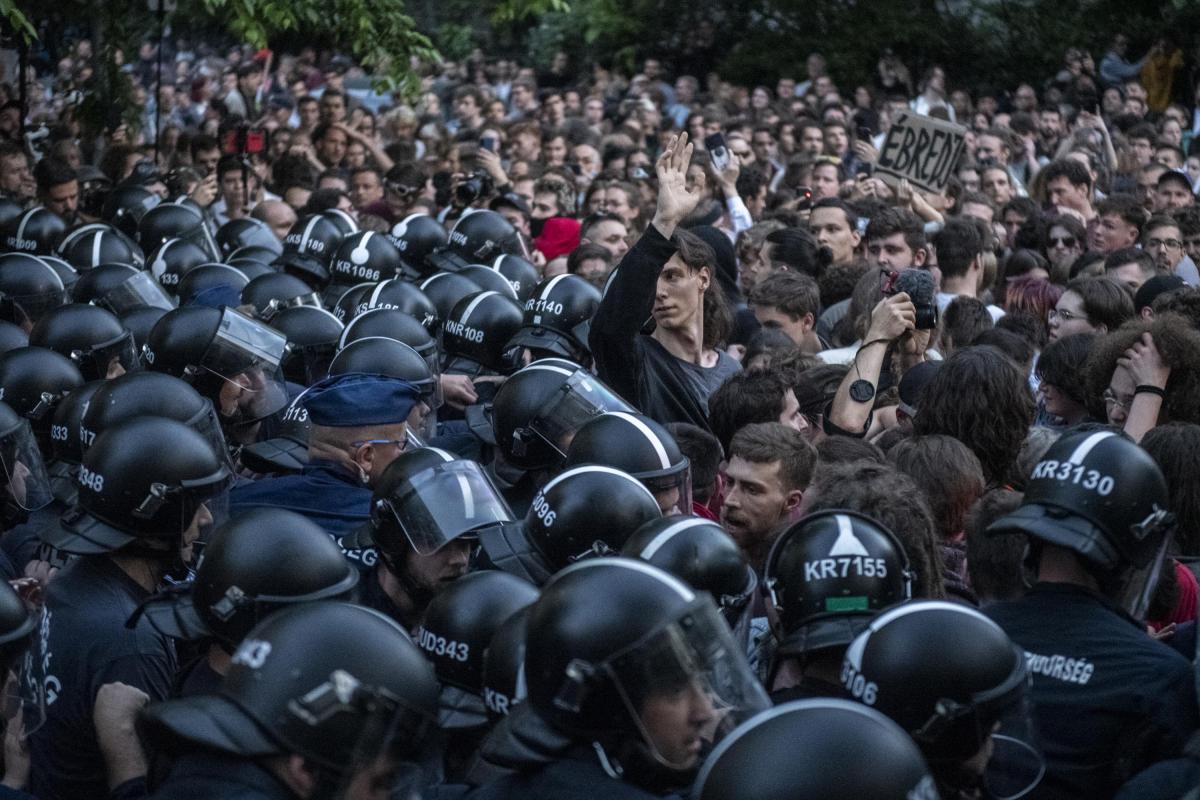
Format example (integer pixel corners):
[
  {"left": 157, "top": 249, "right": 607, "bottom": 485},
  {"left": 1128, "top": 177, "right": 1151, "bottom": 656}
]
[{"left": 590, "top": 133, "right": 739, "bottom": 433}]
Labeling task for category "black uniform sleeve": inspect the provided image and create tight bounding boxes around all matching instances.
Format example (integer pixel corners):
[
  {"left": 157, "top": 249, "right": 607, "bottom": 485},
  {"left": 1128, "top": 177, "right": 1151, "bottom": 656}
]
[
  {"left": 108, "top": 777, "right": 148, "bottom": 800},
  {"left": 92, "top": 653, "right": 175, "bottom": 705},
  {"left": 589, "top": 224, "right": 677, "bottom": 404}
]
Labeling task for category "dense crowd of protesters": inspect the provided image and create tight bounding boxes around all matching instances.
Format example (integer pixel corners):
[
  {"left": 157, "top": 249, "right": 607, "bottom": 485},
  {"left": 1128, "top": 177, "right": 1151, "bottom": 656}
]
[{"left": 0, "top": 26, "right": 1194, "bottom": 800}]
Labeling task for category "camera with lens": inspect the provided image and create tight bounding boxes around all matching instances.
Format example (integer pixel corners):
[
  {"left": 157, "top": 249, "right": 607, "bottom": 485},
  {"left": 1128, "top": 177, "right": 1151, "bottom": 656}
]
[
  {"left": 881, "top": 268, "right": 939, "bottom": 330},
  {"left": 455, "top": 171, "right": 495, "bottom": 207}
]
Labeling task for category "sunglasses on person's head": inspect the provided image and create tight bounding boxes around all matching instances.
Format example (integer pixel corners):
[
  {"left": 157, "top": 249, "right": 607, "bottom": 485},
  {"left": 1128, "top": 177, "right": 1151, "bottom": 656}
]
[{"left": 386, "top": 181, "right": 416, "bottom": 197}]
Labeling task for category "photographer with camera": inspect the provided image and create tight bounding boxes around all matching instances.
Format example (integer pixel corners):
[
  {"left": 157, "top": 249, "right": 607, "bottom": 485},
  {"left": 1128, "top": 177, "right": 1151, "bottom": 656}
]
[{"left": 827, "top": 267, "right": 937, "bottom": 437}]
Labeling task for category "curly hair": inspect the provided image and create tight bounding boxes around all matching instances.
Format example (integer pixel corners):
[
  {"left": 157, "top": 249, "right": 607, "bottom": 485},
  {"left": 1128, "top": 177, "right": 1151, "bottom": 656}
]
[
  {"left": 1142, "top": 423, "right": 1200, "bottom": 556},
  {"left": 914, "top": 346, "right": 1035, "bottom": 487},
  {"left": 1152, "top": 287, "right": 1200, "bottom": 329},
  {"left": 1035, "top": 333, "right": 1096, "bottom": 407},
  {"left": 1083, "top": 313, "right": 1200, "bottom": 425},
  {"left": 804, "top": 461, "right": 945, "bottom": 599}
]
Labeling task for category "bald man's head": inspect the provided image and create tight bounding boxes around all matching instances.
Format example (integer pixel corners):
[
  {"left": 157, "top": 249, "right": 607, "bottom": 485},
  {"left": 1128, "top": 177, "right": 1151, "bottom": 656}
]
[{"left": 252, "top": 200, "right": 299, "bottom": 241}]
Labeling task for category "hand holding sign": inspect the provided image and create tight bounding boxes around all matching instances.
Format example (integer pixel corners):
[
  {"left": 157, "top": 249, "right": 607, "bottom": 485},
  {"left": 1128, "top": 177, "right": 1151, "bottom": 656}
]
[{"left": 875, "top": 112, "right": 967, "bottom": 194}]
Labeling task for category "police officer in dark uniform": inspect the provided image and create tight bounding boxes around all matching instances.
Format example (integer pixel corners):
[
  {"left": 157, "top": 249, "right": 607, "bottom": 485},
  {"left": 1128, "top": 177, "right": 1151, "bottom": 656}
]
[
  {"left": 29, "top": 416, "right": 232, "bottom": 800},
  {"left": 144, "top": 305, "right": 292, "bottom": 447},
  {"left": 416, "top": 570, "right": 539, "bottom": 782},
  {"left": 762, "top": 510, "right": 914, "bottom": 698},
  {"left": 478, "top": 465, "right": 662, "bottom": 586},
  {"left": 692, "top": 699, "right": 939, "bottom": 800},
  {"left": 131, "top": 508, "right": 358, "bottom": 697},
  {"left": 841, "top": 600, "right": 1042, "bottom": 800},
  {"left": 563, "top": 411, "right": 692, "bottom": 515},
  {"left": 466, "top": 558, "right": 769, "bottom": 800},
  {"left": 621, "top": 516, "right": 758, "bottom": 655},
  {"left": 985, "top": 430, "right": 1196, "bottom": 799},
  {"left": 140, "top": 602, "right": 440, "bottom": 800},
  {"left": 343, "top": 446, "right": 513, "bottom": 629},
  {"left": 0, "top": 579, "right": 43, "bottom": 800},
  {"left": 468, "top": 359, "right": 633, "bottom": 514},
  {"left": 0, "top": 347, "right": 84, "bottom": 574},
  {"left": 228, "top": 373, "right": 422, "bottom": 540}
]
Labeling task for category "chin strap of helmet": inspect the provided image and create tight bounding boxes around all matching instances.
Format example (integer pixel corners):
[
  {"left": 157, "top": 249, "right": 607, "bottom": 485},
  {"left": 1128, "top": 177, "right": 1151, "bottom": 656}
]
[{"left": 610, "top": 734, "right": 697, "bottom": 795}]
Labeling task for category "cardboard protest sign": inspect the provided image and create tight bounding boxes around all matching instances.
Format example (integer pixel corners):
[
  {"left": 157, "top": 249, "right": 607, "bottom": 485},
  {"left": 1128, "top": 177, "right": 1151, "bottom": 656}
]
[{"left": 875, "top": 111, "right": 967, "bottom": 194}]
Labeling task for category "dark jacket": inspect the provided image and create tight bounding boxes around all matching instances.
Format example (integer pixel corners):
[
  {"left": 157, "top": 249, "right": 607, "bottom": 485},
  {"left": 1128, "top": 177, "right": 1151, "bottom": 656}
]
[
  {"left": 986, "top": 582, "right": 1198, "bottom": 799},
  {"left": 148, "top": 752, "right": 295, "bottom": 800}
]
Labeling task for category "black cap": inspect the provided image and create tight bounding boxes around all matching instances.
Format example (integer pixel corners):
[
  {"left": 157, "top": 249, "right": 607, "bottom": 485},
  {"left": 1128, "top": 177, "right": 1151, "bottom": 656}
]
[{"left": 1133, "top": 273, "right": 1186, "bottom": 313}]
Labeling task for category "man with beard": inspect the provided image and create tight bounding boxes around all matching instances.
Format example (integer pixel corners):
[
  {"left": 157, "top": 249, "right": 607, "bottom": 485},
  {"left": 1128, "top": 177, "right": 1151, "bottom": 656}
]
[
  {"left": 720, "top": 422, "right": 815, "bottom": 574},
  {"left": 34, "top": 158, "right": 80, "bottom": 226},
  {"left": 341, "top": 448, "right": 499, "bottom": 633},
  {"left": 1142, "top": 213, "right": 1199, "bottom": 285}
]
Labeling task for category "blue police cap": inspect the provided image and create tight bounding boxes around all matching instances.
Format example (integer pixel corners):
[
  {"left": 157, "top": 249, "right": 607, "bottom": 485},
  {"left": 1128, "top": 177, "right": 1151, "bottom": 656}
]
[
  {"left": 188, "top": 284, "right": 244, "bottom": 310},
  {"left": 303, "top": 373, "right": 422, "bottom": 427}
]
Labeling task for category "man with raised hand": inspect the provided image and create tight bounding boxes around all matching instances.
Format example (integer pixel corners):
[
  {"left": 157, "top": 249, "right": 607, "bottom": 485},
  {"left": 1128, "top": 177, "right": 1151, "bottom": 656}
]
[{"left": 590, "top": 133, "right": 739, "bottom": 433}]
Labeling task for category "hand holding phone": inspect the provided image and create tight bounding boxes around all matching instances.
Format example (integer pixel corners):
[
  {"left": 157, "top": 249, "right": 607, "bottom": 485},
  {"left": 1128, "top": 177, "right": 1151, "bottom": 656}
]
[{"left": 705, "top": 133, "right": 730, "bottom": 173}]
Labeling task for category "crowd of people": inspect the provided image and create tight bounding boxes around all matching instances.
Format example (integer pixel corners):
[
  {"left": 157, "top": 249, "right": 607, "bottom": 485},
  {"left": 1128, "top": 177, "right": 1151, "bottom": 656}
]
[{"left": 0, "top": 25, "right": 1194, "bottom": 800}]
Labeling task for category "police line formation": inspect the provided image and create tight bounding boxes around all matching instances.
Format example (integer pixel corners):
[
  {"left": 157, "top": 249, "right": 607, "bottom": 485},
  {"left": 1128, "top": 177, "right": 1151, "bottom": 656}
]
[{"left": 0, "top": 129, "right": 1189, "bottom": 800}]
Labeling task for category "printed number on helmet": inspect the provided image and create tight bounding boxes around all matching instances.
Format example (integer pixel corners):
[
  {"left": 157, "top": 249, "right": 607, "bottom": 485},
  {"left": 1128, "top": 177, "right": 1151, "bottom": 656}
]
[
  {"left": 840, "top": 662, "right": 877, "bottom": 705},
  {"left": 418, "top": 628, "right": 469, "bottom": 662},
  {"left": 1031, "top": 459, "right": 1115, "bottom": 496},
  {"left": 531, "top": 494, "right": 556, "bottom": 527},
  {"left": 78, "top": 466, "right": 104, "bottom": 493}
]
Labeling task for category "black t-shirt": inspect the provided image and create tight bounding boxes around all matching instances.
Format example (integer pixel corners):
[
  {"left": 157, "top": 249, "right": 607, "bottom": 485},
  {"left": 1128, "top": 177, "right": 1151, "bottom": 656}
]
[
  {"left": 2, "top": 500, "right": 65, "bottom": 574},
  {"left": 174, "top": 653, "right": 223, "bottom": 698},
  {"left": 30, "top": 556, "right": 177, "bottom": 800},
  {"left": 590, "top": 225, "right": 741, "bottom": 433},
  {"left": 148, "top": 752, "right": 295, "bottom": 800},
  {"left": 985, "top": 582, "right": 1199, "bottom": 799}
]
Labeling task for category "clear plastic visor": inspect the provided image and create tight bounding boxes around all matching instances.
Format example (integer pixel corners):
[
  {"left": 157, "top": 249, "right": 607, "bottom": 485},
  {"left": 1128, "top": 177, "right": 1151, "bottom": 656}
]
[
  {"left": 0, "top": 418, "right": 53, "bottom": 511},
  {"left": 606, "top": 597, "right": 770, "bottom": 772},
  {"left": 100, "top": 272, "right": 177, "bottom": 314},
  {"left": 528, "top": 370, "right": 635, "bottom": 459},
  {"left": 381, "top": 460, "right": 514, "bottom": 556}
]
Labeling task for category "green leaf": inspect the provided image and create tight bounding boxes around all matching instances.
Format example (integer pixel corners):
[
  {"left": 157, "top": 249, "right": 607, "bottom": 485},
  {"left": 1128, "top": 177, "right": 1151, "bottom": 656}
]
[{"left": 0, "top": 0, "right": 37, "bottom": 43}]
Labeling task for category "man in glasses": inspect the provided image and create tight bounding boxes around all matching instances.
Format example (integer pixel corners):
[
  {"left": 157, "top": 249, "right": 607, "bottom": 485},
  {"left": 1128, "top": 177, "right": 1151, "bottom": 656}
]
[
  {"left": 229, "top": 372, "right": 423, "bottom": 541},
  {"left": 1143, "top": 213, "right": 1199, "bottom": 286}
]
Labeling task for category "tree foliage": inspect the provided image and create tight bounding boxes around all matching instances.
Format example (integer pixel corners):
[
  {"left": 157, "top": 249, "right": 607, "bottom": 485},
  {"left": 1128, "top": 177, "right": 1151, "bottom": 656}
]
[
  {"left": 0, "top": 0, "right": 36, "bottom": 44},
  {"left": 196, "top": 0, "right": 440, "bottom": 95},
  {"left": 517, "top": 0, "right": 1198, "bottom": 92}
]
